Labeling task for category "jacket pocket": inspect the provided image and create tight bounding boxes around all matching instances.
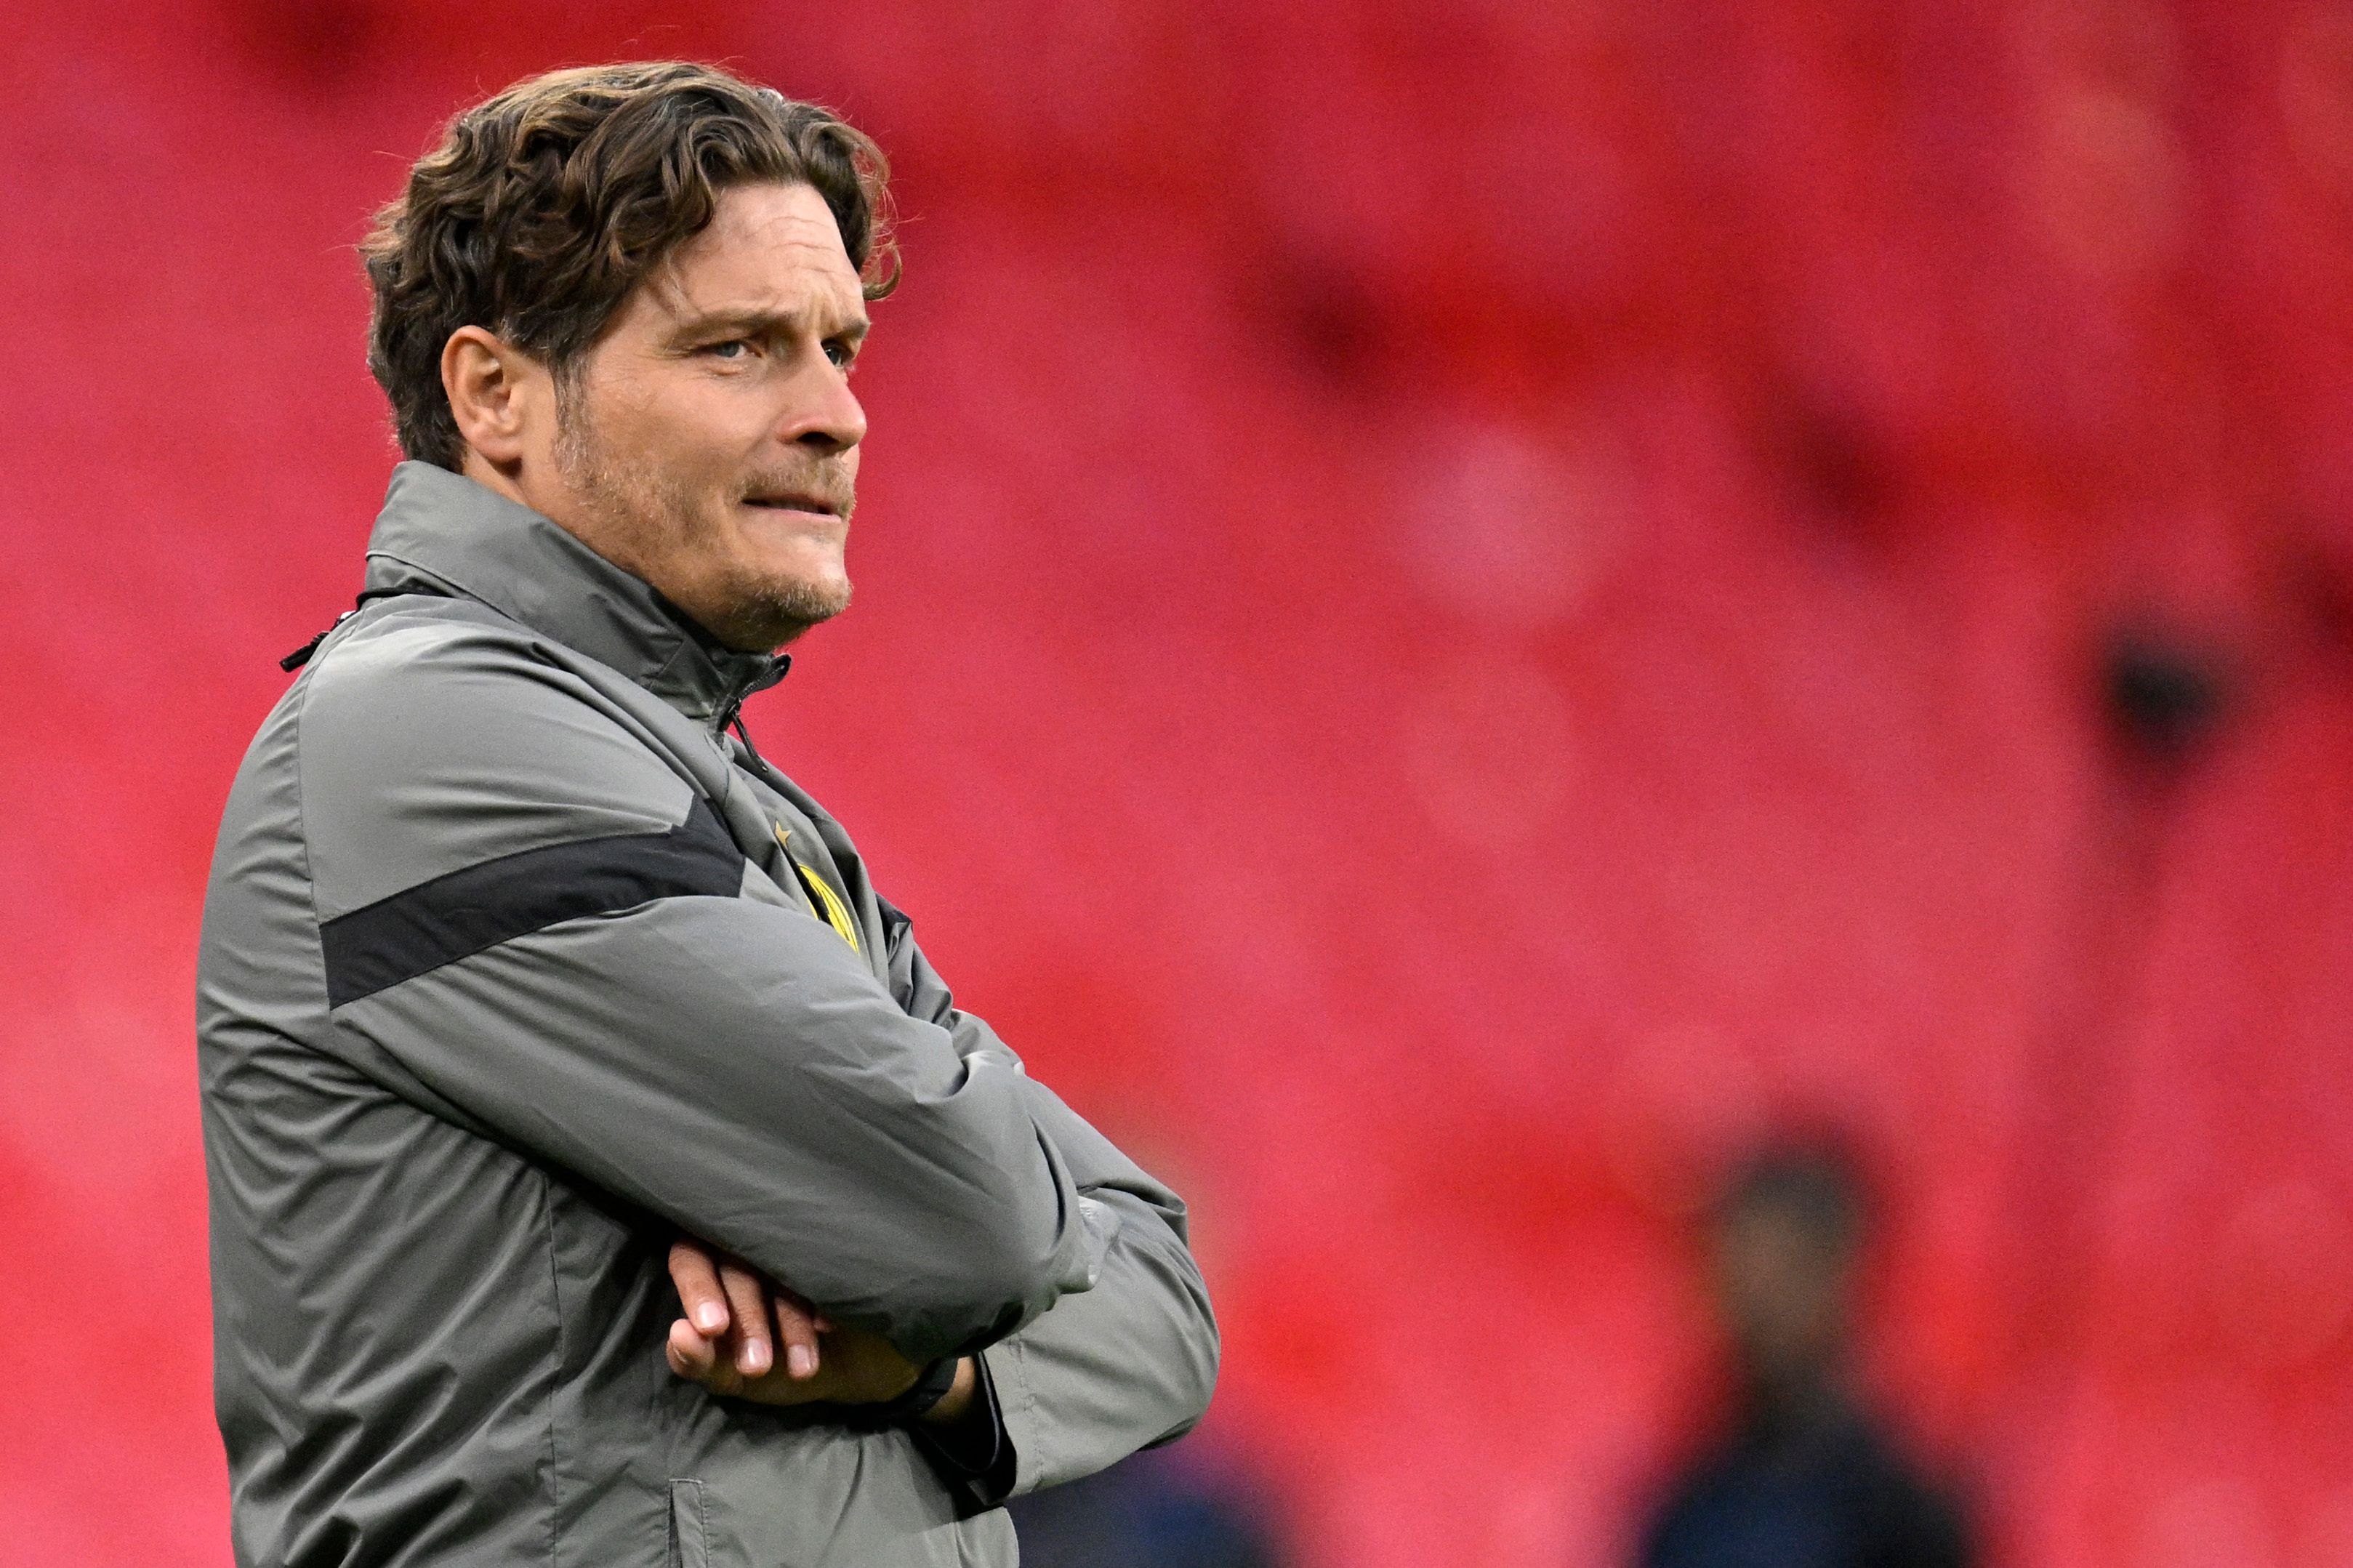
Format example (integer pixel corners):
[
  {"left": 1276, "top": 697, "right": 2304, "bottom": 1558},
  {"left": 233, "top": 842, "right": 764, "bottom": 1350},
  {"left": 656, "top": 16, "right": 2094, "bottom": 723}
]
[{"left": 667, "top": 1479, "right": 709, "bottom": 1568}]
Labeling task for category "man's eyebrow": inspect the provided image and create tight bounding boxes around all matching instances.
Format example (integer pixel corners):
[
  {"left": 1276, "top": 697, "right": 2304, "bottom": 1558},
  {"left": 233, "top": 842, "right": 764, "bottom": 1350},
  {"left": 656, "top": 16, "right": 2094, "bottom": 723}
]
[{"left": 668, "top": 305, "right": 871, "bottom": 343}]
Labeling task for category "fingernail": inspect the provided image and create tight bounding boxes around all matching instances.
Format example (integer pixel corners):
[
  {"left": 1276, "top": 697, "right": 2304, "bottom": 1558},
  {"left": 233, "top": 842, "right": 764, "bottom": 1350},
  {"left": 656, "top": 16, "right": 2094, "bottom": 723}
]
[
  {"left": 695, "top": 1303, "right": 725, "bottom": 1332},
  {"left": 789, "top": 1345, "right": 816, "bottom": 1378},
  {"left": 742, "top": 1342, "right": 770, "bottom": 1374}
]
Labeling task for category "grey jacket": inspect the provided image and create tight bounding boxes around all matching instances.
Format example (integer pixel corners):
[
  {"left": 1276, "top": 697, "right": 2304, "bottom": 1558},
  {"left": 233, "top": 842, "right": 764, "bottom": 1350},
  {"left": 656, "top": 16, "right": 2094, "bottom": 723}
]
[{"left": 196, "top": 462, "right": 1217, "bottom": 1567}]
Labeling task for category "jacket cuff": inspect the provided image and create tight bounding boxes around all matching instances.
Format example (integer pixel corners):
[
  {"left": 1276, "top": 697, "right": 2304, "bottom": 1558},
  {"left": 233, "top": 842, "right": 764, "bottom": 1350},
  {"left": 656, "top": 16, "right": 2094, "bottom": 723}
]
[
  {"left": 908, "top": 1356, "right": 1017, "bottom": 1516},
  {"left": 974, "top": 1335, "right": 1054, "bottom": 1498},
  {"left": 848, "top": 1355, "right": 960, "bottom": 1427}
]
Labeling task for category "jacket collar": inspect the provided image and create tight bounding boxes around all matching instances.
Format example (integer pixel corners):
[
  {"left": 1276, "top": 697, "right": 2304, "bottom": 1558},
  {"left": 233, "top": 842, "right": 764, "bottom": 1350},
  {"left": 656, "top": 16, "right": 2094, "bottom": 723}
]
[{"left": 361, "top": 461, "right": 788, "bottom": 727}]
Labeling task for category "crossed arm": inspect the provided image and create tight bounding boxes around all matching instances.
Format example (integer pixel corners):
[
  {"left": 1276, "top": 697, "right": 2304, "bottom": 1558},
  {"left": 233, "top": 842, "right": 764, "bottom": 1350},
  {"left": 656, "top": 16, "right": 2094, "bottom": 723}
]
[
  {"left": 653, "top": 898, "right": 1218, "bottom": 1500},
  {"left": 301, "top": 626, "right": 1215, "bottom": 1499}
]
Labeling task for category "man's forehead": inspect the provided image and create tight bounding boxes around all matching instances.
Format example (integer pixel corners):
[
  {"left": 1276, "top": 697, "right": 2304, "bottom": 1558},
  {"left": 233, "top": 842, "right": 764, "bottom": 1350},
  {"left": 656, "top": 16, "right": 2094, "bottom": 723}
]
[{"left": 647, "top": 182, "right": 866, "bottom": 326}]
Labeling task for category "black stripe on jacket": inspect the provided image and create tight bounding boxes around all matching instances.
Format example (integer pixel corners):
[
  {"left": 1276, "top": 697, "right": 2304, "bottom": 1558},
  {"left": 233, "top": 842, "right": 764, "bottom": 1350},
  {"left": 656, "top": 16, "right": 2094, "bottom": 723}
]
[{"left": 321, "top": 797, "right": 742, "bottom": 1008}]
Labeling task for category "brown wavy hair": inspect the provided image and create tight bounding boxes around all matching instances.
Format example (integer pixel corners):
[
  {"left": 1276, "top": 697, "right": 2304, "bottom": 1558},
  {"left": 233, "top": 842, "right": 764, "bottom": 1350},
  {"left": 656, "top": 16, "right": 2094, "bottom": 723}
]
[{"left": 361, "top": 62, "right": 896, "bottom": 470}]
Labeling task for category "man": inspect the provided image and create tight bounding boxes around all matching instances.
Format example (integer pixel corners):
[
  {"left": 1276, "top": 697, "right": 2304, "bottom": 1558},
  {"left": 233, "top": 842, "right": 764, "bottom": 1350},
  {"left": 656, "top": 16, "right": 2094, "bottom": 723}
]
[
  {"left": 198, "top": 62, "right": 1216, "bottom": 1567},
  {"left": 1638, "top": 1145, "right": 1970, "bottom": 1568}
]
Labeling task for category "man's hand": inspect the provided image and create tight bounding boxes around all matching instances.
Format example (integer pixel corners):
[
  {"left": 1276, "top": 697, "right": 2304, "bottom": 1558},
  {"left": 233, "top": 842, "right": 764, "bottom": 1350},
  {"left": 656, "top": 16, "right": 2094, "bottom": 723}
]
[
  {"left": 666, "top": 1239, "right": 974, "bottom": 1416},
  {"left": 667, "top": 1238, "right": 827, "bottom": 1386}
]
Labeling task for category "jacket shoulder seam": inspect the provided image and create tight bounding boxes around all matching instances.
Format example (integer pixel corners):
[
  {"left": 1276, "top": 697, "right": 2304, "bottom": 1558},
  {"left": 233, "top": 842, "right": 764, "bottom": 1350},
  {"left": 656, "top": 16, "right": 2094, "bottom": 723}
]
[
  {"left": 284, "top": 667, "right": 334, "bottom": 1031},
  {"left": 287, "top": 595, "right": 438, "bottom": 1018}
]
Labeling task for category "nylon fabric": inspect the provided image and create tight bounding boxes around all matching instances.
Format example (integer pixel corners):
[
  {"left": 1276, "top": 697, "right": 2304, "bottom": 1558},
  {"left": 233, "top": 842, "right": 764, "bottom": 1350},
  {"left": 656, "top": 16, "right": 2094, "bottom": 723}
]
[{"left": 196, "top": 464, "right": 1217, "bottom": 1567}]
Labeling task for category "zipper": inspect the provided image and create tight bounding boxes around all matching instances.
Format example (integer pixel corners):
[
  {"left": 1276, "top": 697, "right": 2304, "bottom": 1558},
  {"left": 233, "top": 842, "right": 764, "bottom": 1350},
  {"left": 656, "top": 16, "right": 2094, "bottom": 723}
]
[{"left": 279, "top": 611, "right": 353, "bottom": 672}]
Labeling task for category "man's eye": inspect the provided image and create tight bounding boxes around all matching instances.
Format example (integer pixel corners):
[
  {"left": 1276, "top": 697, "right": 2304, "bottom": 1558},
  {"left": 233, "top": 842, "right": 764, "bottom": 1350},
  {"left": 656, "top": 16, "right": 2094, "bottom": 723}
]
[
  {"left": 824, "top": 342, "right": 856, "bottom": 371},
  {"left": 705, "top": 339, "right": 752, "bottom": 359}
]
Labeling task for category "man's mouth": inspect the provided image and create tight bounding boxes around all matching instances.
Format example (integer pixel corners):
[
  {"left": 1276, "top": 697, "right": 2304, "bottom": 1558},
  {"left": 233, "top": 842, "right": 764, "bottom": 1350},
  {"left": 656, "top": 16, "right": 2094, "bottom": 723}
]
[{"left": 741, "top": 494, "right": 842, "bottom": 518}]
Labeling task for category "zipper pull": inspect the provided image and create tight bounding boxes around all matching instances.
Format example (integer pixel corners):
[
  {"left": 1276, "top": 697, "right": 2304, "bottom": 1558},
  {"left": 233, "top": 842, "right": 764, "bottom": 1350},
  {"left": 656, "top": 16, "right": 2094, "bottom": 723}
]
[{"left": 278, "top": 611, "right": 354, "bottom": 672}]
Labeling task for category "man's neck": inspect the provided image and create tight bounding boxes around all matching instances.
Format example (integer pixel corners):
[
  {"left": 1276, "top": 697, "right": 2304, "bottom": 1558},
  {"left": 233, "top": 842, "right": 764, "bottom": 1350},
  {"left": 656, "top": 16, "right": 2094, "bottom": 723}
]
[{"left": 458, "top": 449, "right": 542, "bottom": 516}]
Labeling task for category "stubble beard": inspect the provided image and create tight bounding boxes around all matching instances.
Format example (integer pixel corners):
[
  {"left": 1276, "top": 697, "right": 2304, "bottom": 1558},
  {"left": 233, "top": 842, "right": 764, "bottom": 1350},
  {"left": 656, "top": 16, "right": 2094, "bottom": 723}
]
[{"left": 554, "top": 400, "right": 854, "bottom": 652}]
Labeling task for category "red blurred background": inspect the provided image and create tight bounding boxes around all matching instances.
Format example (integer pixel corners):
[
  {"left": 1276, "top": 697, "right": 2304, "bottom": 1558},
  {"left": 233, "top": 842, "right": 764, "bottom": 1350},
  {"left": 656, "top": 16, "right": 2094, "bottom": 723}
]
[{"left": 5, "top": 1, "right": 2352, "bottom": 1563}]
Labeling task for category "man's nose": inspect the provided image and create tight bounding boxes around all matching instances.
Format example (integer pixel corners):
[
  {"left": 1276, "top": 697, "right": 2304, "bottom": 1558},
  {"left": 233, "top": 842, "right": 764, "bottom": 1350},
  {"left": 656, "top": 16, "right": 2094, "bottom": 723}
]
[{"left": 784, "top": 366, "right": 866, "bottom": 457}]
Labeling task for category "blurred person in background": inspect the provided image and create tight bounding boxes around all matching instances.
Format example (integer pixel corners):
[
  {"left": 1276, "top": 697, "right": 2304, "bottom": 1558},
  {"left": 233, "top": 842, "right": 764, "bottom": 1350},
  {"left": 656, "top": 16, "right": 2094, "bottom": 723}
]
[{"left": 1638, "top": 1144, "right": 1971, "bottom": 1568}]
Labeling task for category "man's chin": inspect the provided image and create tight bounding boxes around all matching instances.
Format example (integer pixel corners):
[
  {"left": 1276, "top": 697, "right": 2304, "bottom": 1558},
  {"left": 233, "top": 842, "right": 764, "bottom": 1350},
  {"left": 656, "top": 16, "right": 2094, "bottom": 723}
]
[
  {"left": 709, "top": 574, "right": 851, "bottom": 651},
  {"left": 773, "top": 571, "right": 852, "bottom": 622}
]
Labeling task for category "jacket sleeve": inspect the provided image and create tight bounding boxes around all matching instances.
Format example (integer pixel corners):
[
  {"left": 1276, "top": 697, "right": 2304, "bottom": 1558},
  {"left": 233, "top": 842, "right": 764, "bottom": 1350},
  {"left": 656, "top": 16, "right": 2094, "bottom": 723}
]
[
  {"left": 294, "top": 618, "right": 1111, "bottom": 1363},
  {"left": 878, "top": 901, "right": 1220, "bottom": 1499}
]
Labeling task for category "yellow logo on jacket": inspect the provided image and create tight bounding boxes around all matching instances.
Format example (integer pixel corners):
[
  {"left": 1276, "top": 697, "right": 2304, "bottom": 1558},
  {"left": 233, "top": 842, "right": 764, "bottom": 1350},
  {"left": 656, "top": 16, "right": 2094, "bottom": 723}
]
[{"left": 775, "top": 824, "right": 860, "bottom": 952}]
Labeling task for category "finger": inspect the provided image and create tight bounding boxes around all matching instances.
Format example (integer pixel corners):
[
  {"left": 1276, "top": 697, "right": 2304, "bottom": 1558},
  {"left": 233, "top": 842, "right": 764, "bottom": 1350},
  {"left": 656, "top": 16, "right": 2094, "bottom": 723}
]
[
  {"left": 667, "top": 1319, "right": 704, "bottom": 1375},
  {"left": 668, "top": 1240, "right": 731, "bottom": 1340},
  {"left": 771, "top": 1291, "right": 822, "bottom": 1380},
  {"left": 718, "top": 1259, "right": 773, "bottom": 1377},
  {"left": 667, "top": 1319, "right": 735, "bottom": 1394}
]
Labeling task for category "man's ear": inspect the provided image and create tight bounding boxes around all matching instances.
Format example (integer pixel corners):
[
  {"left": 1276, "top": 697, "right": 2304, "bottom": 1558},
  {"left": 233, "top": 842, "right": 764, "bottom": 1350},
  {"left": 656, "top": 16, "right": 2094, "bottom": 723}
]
[{"left": 441, "top": 326, "right": 547, "bottom": 470}]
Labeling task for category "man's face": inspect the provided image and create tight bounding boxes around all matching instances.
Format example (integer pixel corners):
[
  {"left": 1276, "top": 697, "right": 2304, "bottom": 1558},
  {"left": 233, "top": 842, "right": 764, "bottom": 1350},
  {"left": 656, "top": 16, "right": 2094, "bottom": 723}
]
[
  {"left": 548, "top": 180, "right": 871, "bottom": 651},
  {"left": 1710, "top": 1201, "right": 1854, "bottom": 1388}
]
